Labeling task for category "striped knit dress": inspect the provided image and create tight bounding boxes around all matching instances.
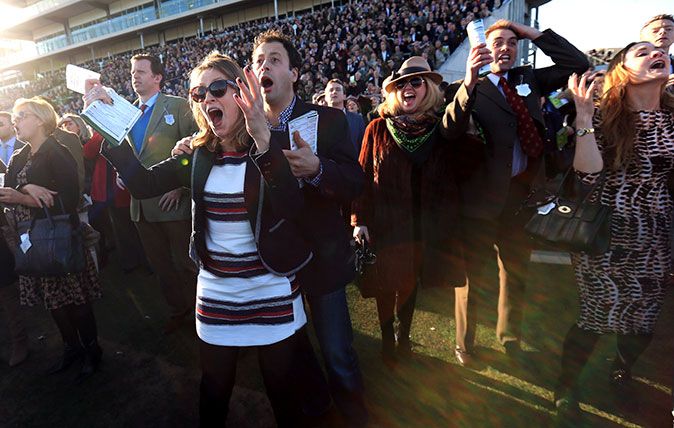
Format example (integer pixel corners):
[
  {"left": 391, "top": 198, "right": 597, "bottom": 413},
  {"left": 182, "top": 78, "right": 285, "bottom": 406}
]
[{"left": 196, "top": 151, "right": 306, "bottom": 346}]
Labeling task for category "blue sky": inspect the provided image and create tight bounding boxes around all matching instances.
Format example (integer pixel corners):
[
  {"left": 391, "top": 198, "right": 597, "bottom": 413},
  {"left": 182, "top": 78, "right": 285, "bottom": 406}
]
[{"left": 536, "top": 0, "right": 672, "bottom": 66}]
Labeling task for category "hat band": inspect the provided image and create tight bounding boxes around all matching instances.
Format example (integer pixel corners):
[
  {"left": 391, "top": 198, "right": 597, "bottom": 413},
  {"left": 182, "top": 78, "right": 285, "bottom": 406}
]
[{"left": 397, "top": 66, "right": 431, "bottom": 77}]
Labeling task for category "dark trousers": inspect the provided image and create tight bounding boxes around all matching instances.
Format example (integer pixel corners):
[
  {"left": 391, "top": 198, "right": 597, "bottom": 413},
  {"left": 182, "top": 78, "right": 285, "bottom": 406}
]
[
  {"left": 455, "top": 177, "right": 532, "bottom": 350},
  {"left": 90, "top": 202, "right": 146, "bottom": 271},
  {"left": 556, "top": 324, "right": 653, "bottom": 397},
  {"left": 376, "top": 286, "right": 418, "bottom": 348},
  {"left": 296, "top": 288, "right": 367, "bottom": 424},
  {"left": 198, "top": 330, "right": 304, "bottom": 428},
  {"left": 135, "top": 218, "right": 196, "bottom": 318}
]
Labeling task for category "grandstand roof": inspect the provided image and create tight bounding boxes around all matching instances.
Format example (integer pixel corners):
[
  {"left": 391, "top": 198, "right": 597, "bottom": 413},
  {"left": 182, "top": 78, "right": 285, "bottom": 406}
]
[{"left": 1, "top": 0, "right": 120, "bottom": 39}]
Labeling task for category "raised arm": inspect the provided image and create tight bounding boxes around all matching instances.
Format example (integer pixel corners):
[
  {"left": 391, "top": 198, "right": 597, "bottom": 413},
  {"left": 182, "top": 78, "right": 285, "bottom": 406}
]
[
  {"left": 102, "top": 141, "right": 191, "bottom": 199},
  {"left": 530, "top": 29, "right": 590, "bottom": 95},
  {"left": 441, "top": 43, "right": 490, "bottom": 139},
  {"left": 569, "top": 73, "right": 602, "bottom": 174}
]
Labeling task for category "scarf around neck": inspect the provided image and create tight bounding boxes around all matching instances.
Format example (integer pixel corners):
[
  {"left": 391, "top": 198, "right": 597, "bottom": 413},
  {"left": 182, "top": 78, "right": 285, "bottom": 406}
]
[{"left": 386, "top": 113, "right": 439, "bottom": 164}]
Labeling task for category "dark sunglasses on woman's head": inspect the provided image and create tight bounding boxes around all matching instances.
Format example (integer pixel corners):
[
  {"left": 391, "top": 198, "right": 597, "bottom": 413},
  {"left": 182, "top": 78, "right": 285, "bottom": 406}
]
[
  {"left": 395, "top": 76, "right": 425, "bottom": 90},
  {"left": 190, "top": 79, "right": 238, "bottom": 103}
]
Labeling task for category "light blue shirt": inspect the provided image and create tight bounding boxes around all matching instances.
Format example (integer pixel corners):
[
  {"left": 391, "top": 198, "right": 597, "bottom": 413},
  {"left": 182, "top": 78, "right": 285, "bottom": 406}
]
[
  {"left": 129, "top": 92, "right": 160, "bottom": 153},
  {"left": 487, "top": 73, "right": 528, "bottom": 177},
  {"left": 0, "top": 136, "right": 17, "bottom": 166}
]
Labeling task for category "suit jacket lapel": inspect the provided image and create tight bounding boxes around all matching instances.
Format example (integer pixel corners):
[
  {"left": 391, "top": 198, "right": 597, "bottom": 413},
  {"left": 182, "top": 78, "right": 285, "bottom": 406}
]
[
  {"left": 478, "top": 77, "right": 513, "bottom": 116},
  {"left": 140, "top": 94, "right": 166, "bottom": 156},
  {"left": 191, "top": 146, "right": 213, "bottom": 195}
]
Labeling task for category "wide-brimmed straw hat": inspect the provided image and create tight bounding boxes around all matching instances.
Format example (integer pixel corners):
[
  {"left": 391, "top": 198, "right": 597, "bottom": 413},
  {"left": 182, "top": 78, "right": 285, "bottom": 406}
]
[{"left": 385, "top": 56, "right": 443, "bottom": 92}]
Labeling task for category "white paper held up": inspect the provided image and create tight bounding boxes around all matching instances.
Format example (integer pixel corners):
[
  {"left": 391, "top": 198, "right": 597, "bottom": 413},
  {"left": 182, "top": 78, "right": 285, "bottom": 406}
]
[{"left": 66, "top": 64, "right": 101, "bottom": 95}]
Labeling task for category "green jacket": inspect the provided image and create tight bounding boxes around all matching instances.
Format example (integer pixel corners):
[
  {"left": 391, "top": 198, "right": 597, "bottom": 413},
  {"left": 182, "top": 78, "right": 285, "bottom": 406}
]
[{"left": 128, "top": 93, "right": 197, "bottom": 222}]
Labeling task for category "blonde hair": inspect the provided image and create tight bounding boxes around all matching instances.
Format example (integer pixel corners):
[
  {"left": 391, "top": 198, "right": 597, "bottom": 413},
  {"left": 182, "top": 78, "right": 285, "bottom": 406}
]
[
  {"left": 599, "top": 42, "right": 674, "bottom": 170},
  {"left": 377, "top": 77, "right": 445, "bottom": 118},
  {"left": 189, "top": 52, "right": 249, "bottom": 152},
  {"left": 485, "top": 19, "right": 516, "bottom": 39},
  {"left": 59, "top": 113, "right": 92, "bottom": 141},
  {"left": 13, "top": 97, "right": 58, "bottom": 136}
]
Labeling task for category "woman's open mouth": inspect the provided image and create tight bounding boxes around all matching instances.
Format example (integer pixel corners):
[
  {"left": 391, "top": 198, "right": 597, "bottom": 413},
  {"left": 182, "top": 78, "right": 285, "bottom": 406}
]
[
  {"left": 649, "top": 60, "right": 666, "bottom": 70},
  {"left": 207, "top": 106, "right": 223, "bottom": 127}
]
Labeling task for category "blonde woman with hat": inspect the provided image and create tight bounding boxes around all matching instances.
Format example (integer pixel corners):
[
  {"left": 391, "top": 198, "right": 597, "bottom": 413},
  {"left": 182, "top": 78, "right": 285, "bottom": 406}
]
[{"left": 351, "top": 57, "right": 465, "bottom": 367}]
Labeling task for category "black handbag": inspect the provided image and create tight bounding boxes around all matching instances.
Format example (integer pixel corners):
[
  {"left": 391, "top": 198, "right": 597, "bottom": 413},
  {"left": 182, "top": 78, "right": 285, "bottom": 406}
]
[
  {"left": 352, "top": 239, "right": 379, "bottom": 298},
  {"left": 524, "top": 168, "right": 611, "bottom": 255},
  {"left": 12, "top": 199, "right": 86, "bottom": 277}
]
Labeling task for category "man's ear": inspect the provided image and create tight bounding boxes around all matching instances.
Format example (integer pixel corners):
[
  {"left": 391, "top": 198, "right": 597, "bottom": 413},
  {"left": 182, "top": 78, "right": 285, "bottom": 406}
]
[{"left": 290, "top": 68, "right": 299, "bottom": 84}]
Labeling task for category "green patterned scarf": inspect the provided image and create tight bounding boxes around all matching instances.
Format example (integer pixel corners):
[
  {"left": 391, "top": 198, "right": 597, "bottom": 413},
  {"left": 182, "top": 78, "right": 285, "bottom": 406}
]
[{"left": 386, "top": 113, "right": 440, "bottom": 165}]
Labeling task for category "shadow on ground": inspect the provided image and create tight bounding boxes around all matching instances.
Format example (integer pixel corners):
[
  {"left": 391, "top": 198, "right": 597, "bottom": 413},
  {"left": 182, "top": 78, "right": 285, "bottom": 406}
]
[{"left": 0, "top": 254, "right": 671, "bottom": 427}]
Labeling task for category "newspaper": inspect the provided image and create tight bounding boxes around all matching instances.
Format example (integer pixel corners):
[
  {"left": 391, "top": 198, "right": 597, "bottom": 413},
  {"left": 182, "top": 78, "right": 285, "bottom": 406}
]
[{"left": 81, "top": 87, "right": 142, "bottom": 147}]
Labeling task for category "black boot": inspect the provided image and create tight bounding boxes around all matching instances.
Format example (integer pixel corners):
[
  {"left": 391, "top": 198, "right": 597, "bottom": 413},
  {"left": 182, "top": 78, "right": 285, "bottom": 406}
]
[
  {"left": 609, "top": 358, "right": 639, "bottom": 414},
  {"left": 75, "top": 340, "right": 102, "bottom": 383},
  {"left": 46, "top": 344, "right": 84, "bottom": 375}
]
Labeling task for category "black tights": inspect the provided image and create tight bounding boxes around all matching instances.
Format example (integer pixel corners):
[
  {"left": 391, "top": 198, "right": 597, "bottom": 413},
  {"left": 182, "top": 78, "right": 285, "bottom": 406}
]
[
  {"left": 49, "top": 302, "right": 98, "bottom": 348},
  {"left": 376, "top": 286, "right": 418, "bottom": 345},
  {"left": 199, "top": 329, "right": 304, "bottom": 428},
  {"left": 557, "top": 324, "right": 653, "bottom": 396}
]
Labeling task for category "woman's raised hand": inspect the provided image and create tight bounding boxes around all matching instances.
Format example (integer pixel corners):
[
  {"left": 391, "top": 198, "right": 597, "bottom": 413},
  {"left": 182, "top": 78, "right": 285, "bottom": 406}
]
[
  {"left": 233, "top": 66, "right": 271, "bottom": 153},
  {"left": 567, "top": 72, "right": 596, "bottom": 123}
]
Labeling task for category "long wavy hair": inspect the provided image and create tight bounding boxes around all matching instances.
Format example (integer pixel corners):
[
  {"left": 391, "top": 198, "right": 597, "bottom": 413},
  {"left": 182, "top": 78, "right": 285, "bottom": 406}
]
[
  {"left": 599, "top": 42, "right": 674, "bottom": 169},
  {"left": 190, "top": 52, "right": 249, "bottom": 152}
]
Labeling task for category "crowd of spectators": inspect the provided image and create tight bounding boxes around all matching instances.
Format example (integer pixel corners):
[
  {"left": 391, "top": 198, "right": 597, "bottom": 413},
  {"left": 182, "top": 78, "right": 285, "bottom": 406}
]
[{"left": 1, "top": 0, "right": 498, "bottom": 114}]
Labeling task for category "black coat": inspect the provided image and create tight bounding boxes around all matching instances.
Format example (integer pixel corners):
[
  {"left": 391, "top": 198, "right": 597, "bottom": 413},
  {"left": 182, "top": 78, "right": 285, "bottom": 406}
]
[
  {"left": 103, "top": 138, "right": 313, "bottom": 277},
  {"left": 270, "top": 100, "right": 364, "bottom": 296},
  {"left": 5, "top": 136, "right": 80, "bottom": 218}
]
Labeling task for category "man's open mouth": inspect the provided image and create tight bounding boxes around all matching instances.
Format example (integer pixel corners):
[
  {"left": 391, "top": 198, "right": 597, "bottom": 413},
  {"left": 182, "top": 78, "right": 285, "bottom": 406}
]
[{"left": 260, "top": 76, "right": 274, "bottom": 89}]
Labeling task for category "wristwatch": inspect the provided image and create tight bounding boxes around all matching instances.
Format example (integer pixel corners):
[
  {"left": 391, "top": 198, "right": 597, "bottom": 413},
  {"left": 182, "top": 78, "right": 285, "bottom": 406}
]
[{"left": 575, "top": 127, "right": 595, "bottom": 137}]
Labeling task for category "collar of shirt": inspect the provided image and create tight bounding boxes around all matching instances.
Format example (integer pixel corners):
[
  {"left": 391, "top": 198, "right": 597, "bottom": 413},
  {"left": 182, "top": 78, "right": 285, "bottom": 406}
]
[
  {"left": 267, "top": 96, "right": 297, "bottom": 132},
  {"left": 139, "top": 92, "right": 160, "bottom": 109},
  {"left": 487, "top": 72, "right": 509, "bottom": 88},
  {"left": 0, "top": 136, "right": 16, "bottom": 147}
]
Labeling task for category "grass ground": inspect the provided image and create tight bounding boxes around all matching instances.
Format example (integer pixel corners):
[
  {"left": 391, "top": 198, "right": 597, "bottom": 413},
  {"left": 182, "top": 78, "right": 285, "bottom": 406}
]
[{"left": 0, "top": 254, "right": 671, "bottom": 427}]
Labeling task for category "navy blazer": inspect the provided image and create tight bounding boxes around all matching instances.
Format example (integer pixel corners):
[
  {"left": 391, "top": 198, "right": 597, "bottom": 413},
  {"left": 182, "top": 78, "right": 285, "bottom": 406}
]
[
  {"left": 103, "top": 139, "right": 313, "bottom": 277},
  {"left": 345, "top": 110, "right": 366, "bottom": 152},
  {"left": 270, "top": 100, "right": 364, "bottom": 296}
]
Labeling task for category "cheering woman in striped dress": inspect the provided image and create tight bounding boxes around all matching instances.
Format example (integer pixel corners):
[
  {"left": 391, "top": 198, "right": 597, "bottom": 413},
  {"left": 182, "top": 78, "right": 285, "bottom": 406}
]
[{"left": 93, "top": 52, "right": 312, "bottom": 427}]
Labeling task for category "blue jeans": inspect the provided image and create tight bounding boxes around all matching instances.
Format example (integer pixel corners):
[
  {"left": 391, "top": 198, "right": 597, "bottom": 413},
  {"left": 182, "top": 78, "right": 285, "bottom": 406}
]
[{"left": 306, "top": 287, "right": 364, "bottom": 394}]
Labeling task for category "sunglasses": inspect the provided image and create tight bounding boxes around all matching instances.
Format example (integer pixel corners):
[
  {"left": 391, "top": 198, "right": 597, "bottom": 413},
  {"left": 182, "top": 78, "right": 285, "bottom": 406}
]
[
  {"left": 394, "top": 76, "right": 425, "bottom": 90},
  {"left": 190, "top": 79, "right": 238, "bottom": 103}
]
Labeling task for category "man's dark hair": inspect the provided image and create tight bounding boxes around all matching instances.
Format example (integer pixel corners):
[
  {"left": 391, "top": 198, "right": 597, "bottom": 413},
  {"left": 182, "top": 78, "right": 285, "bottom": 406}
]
[
  {"left": 252, "top": 29, "right": 303, "bottom": 91},
  {"left": 642, "top": 14, "right": 674, "bottom": 29},
  {"left": 131, "top": 54, "right": 165, "bottom": 85},
  {"left": 327, "top": 79, "right": 346, "bottom": 91}
]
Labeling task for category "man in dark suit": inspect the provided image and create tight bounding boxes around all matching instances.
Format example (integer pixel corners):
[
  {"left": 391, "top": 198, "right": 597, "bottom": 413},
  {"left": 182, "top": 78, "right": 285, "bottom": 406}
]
[
  {"left": 0, "top": 112, "right": 25, "bottom": 167},
  {"left": 251, "top": 29, "right": 367, "bottom": 425},
  {"left": 442, "top": 19, "right": 588, "bottom": 365},
  {"left": 324, "top": 79, "right": 366, "bottom": 153}
]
